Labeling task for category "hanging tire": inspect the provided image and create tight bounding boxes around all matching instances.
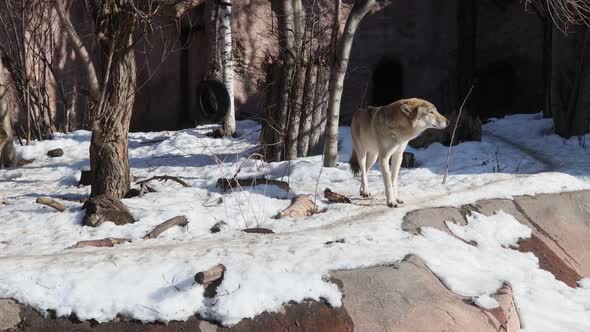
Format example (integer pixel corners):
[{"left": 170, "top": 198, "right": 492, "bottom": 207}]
[{"left": 194, "top": 79, "right": 230, "bottom": 125}]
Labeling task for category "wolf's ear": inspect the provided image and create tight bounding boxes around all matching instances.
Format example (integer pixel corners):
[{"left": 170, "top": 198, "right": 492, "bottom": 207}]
[{"left": 400, "top": 102, "right": 413, "bottom": 116}]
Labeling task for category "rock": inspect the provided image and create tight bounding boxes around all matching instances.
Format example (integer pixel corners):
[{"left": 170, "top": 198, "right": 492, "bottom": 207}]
[
  {"left": 0, "top": 299, "right": 21, "bottom": 331},
  {"left": 14, "top": 299, "right": 353, "bottom": 331},
  {"left": 401, "top": 152, "right": 415, "bottom": 168},
  {"left": 227, "top": 299, "right": 353, "bottom": 332},
  {"left": 210, "top": 221, "right": 228, "bottom": 233},
  {"left": 476, "top": 194, "right": 590, "bottom": 280},
  {"left": 82, "top": 194, "right": 135, "bottom": 227},
  {"left": 78, "top": 170, "right": 92, "bottom": 186},
  {"left": 488, "top": 282, "right": 521, "bottom": 332},
  {"left": 331, "top": 255, "right": 503, "bottom": 331},
  {"left": 402, "top": 206, "right": 466, "bottom": 235},
  {"left": 46, "top": 148, "right": 64, "bottom": 158},
  {"left": 512, "top": 191, "right": 590, "bottom": 277},
  {"left": 410, "top": 111, "right": 481, "bottom": 148}
]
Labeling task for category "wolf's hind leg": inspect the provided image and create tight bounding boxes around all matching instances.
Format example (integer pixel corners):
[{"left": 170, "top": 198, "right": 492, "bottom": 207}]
[{"left": 358, "top": 151, "right": 371, "bottom": 197}]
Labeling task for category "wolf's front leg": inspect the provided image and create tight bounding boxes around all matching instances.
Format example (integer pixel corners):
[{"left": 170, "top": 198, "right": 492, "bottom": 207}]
[
  {"left": 379, "top": 157, "right": 396, "bottom": 207},
  {"left": 390, "top": 143, "right": 407, "bottom": 205}
]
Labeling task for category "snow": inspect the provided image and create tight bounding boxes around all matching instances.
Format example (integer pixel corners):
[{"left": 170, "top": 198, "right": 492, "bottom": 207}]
[
  {"left": 1, "top": 114, "right": 590, "bottom": 329},
  {"left": 473, "top": 294, "right": 499, "bottom": 310}
]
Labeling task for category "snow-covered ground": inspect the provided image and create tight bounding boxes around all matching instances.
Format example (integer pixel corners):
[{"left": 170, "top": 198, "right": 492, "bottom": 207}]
[{"left": 1, "top": 113, "right": 589, "bottom": 330}]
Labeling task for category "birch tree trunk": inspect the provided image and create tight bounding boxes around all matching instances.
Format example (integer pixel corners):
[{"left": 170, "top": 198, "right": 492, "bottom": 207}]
[
  {"left": 219, "top": 0, "right": 235, "bottom": 136},
  {"left": 323, "top": 0, "right": 374, "bottom": 167}
]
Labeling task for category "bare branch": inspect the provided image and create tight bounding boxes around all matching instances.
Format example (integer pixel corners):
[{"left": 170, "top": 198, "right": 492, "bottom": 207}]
[
  {"left": 174, "top": 0, "right": 206, "bottom": 17},
  {"left": 53, "top": 0, "right": 100, "bottom": 102}
]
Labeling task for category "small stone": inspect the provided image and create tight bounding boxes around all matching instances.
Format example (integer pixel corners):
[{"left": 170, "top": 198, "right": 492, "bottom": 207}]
[
  {"left": 47, "top": 148, "right": 64, "bottom": 158},
  {"left": 210, "top": 220, "right": 228, "bottom": 233}
]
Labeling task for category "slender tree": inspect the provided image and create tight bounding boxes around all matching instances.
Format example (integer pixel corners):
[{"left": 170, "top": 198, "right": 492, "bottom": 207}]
[
  {"left": 219, "top": 0, "right": 235, "bottom": 136},
  {"left": 323, "top": 0, "right": 375, "bottom": 167}
]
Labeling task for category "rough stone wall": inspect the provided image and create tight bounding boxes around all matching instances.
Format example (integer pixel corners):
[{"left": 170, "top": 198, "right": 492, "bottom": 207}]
[{"left": 1, "top": 0, "right": 547, "bottom": 132}]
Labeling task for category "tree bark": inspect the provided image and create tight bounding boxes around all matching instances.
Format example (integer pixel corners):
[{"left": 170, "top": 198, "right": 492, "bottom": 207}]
[
  {"left": 323, "top": 0, "right": 374, "bottom": 167},
  {"left": 274, "top": 0, "right": 295, "bottom": 161},
  {"left": 297, "top": 62, "right": 317, "bottom": 157},
  {"left": 0, "top": 66, "right": 16, "bottom": 168},
  {"left": 542, "top": 17, "right": 553, "bottom": 118},
  {"left": 219, "top": 0, "right": 235, "bottom": 136},
  {"left": 90, "top": 36, "right": 136, "bottom": 198},
  {"left": 309, "top": 64, "right": 329, "bottom": 155}
]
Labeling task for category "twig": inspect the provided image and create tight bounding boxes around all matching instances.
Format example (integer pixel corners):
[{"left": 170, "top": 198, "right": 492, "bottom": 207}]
[
  {"left": 35, "top": 197, "right": 66, "bottom": 212},
  {"left": 324, "top": 188, "right": 351, "bottom": 203},
  {"left": 442, "top": 83, "right": 476, "bottom": 184},
  {"left": 143, "top": 216, "right": 188, "bottom": 239},
  {"left": 216, "top": 177, "right": 290, "bottom": 192},
  {"left": 69, "top": 237, "right": 130, "bottom": 249},
  {"left": 136, "top": 175, "right": 191, "bottom": 187}
]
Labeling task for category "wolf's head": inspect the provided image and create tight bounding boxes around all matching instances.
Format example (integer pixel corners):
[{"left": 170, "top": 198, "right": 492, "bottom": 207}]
[{"left": 400, "top": 98, "right": 449, "bottom": 130}]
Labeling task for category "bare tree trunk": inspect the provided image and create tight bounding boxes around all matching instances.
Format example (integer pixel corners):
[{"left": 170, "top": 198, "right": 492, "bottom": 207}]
[
  {"left": 297, "top": 61, "right": 317, "bottom": 157},
  {"left": 89, "top": 46, "right": 136, "bottom": 198},
  {"left": 309, "top": 64, "right": 329, "bottom": 155},
  {"left": 542, "top": 17, "right": 553, "bottom": 118},
  {"left": 55, "top": 0, "right": 136, "bottom": 198},
  {"left": 219, "top": 0, "right": 235, "bottom": 136},
  {"left": 323, "top": 0, "right": 374, "bottom": 167},
  {"left": 284, "top": 0, "right": 305, "bottom": 159},
  {"left": 0, "top": 66, "right": 16, "bottom": 168},
  {"left": 276, "top": 0, "right": 295, "bottom": 161},
  {"left": 205, "top": 0, "right": 221, "bottom": 80}
]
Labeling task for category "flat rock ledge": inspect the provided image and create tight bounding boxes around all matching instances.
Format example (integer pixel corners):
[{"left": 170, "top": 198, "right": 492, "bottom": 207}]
[{"left": 2, "top": 190, "right": 588, "bottom": 331}]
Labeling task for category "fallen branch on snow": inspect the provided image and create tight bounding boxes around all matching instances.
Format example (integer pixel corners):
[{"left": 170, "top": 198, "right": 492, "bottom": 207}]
[
  {"left": 143, "top": 216, "right": 189, "bottom": 239},
  {"left": 216, "top": 177, "right": 290, "bottom": 192},
  {"left": 195, "top": 264, "right": 226, "bottom": 285},
  {"left": 324, "top": 188, "right": 351, "bottom": 204},
  {"left": 35, "top": 197, "right": 66, "bottom": 212},
  {"left": 69, "top": 237, "right": 130, "bottom": 249},
  {"left": 137, "top": 175, "right": 191, "bottom": 188},
  {"left": 276, "top": 195, "right": 323, "bottom": 219}
]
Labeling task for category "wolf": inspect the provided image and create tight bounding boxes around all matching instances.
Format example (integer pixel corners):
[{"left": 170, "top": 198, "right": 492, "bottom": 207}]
[{"left": 349, "top": 98, "right": 449, "bottom": 207}]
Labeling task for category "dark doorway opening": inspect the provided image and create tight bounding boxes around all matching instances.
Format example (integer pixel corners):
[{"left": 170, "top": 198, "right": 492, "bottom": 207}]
[
  {"left": 475, "top": 61, "right": 516, "bottom": 119},
  {"left": 372, "top": 60, "right": 403, "bottom": 106}
]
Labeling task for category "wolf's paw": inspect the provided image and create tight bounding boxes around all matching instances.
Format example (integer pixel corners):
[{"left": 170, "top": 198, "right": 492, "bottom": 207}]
[
  {"left": 396, "top": 198, "right": 404, "bottom": 205},
  {"left": 387, "top": 201, "right": 398, "bottom": 208},
  {"left": 360, "top": 191, "right": 371, "bottom": 198}
]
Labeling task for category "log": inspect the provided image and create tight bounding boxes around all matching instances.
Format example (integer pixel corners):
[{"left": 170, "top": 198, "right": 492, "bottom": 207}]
[
  {"left": 35, "top": 197, "right": 66, "bottom": 212},
  {"left": 217, "top": 177, "right": 290, "bottom": 192},
  {"left": 136, "top": 175, "right": 191, "bottom": 188},
  {"left": 143, "top": 216, "right": 189, "bottom": 239},
  {"left": 276, "top": 195, "right": 320, "bottom": 219},
  {"left": 69, "top": 237, "right": 130, "bottom": 249},
  {"left": 195, "top": 264, "right": 226, "bottom": 285},
  {"left": 323, "top": 188, "right": 351, "bottom": 204},
  {"left": 82, "top": 194, "right": 135, "bottom": 227}
]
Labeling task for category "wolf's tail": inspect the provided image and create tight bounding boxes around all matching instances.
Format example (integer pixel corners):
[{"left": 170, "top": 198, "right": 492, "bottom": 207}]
[{"left": 350, "top": 146, "right": 360, "bottom": 176}]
